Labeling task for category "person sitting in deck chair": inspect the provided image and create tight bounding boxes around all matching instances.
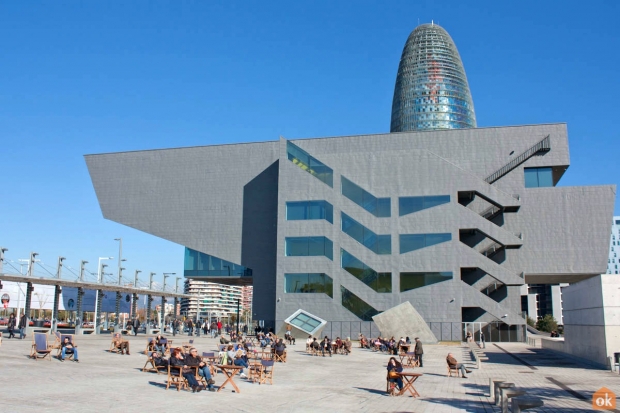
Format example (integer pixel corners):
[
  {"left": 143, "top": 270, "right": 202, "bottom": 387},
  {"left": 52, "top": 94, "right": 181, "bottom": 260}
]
[
  {"left": 60, "top": 336, "right": 79, "bottom": 362},
  {"left": 320, "top": 336, "right": 332, "bottom": 357}
]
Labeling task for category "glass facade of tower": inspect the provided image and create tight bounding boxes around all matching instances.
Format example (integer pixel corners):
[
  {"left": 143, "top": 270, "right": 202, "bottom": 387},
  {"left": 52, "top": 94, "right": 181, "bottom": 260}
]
[{"left": 390, "top": 23, "right": 477, "bottom": 132}]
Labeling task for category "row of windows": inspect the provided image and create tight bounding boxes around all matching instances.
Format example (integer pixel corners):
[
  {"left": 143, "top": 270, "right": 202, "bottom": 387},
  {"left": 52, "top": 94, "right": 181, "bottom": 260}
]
[
  {"left": 340, "top": 286, "right": 379, "bottom": 321},
  {"left": 286, "top": 201, "right": 333, "bottom": 223},
  {"left": 284, "top": 237, "right": 334, "bottom": 260},
  {"left": 284, "top": 273, "right": 333, "bottom": 298},
  {"left": 341, "top": 176, "right": 391, "bottom": 217},
  {"left": 524, "top": 167, "right": 553, "bottom": 188},
  {"left": 287, "top": 141, "right": 334, "bottom": 187},
  {"left": 341, "top": 213, "right": 391, "bottom": 255},
  {"left": 340, "top": 249, "right": 392, "bottom": 293},
  {"left": 184, "top": 248, "right": 252, "bottom": 278},
  {"left": 399, "top": 195, "right": 450, "bottom": 216},
  {"left": 400, "top": 233, "right": 452, "bottom": 254}
]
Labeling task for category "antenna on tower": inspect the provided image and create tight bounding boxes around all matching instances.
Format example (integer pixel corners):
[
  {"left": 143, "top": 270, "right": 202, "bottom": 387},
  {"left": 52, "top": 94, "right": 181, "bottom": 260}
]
[{"left": 431, "top": 20, "right": 434, "bottom": 26}]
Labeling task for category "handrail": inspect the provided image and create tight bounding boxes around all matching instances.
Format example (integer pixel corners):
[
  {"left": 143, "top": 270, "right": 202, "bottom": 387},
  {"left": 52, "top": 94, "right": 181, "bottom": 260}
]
[{"left": 485, "top": 135, "right": 551, "bottom": 184}]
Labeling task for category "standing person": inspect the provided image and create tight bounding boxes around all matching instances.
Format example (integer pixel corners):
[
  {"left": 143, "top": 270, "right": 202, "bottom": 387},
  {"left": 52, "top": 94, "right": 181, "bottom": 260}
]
[
  {"left": 7, "top": 313, "right": 16, "bottom": 339},
  {"left": 210, "top": 322, "right": 217, "bottom": 338},
  {"left": 132, "top": 318, "right": 140, "bottom": 336},
  {"left": 195, "top": 320, "right": 201, "bottom": 337},
  {"left": 187, "top": 319, "right": 194, "bottom": 336},
  {"left": 479, "top": 331, "right": 485, "bottom": 349},
  {"left": 172, "top": 319, "right": 177, "bottom": 337},
  {"left": 414, "top": 337, "right": 424, "bottom": 367},
  {"left": 217, "top": 320, "right": 222, "bottom": 336},
  {"left": 18, "top": 313, "right": 27, "bottom": 339}
]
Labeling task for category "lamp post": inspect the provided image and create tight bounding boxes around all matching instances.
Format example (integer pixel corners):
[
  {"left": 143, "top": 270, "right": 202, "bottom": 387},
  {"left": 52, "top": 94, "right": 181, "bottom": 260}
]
[
  {"left": 52, "top": 256, "right": 65, "bottom": 333},
  {"left": 94, "top": 257, "right": 113, "bottom": 334},
  {"left": 162, "top": 273, "right": 175, "bottom": 332},
  {"left": 24, "top": 252, "right": 38, "bottom": 328},
  {"left": 0, "top": 247, "right": 7, "bottom": 274},
  {"left": 174, "top": 277, "right": 181, "bottom": 320},
  {"left": 114, "top": 239, "right": 125, "bottom": 332},
  {"left": 146, "top": 272, "right": 155, "bottom": 333},
  {"left": 75, "top": 260, "right": 88, "bottom": 333},
  {"left": 132, "top": 270, "right": 141, "bottom": 322}
]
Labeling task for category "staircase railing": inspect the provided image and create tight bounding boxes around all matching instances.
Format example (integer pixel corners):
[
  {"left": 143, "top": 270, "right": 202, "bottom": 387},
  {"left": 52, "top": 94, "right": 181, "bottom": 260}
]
[{"left": 485, "top": 135, "right": 551, "bottom": 184}]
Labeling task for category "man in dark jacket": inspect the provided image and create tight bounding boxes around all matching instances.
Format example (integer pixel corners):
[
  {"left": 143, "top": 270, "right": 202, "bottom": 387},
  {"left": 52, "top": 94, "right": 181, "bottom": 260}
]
[
  {"left": 18, "top": 313, "right": 27, "bottom": 339},
  {"left": 414, "top": 337, "right": 424, "bottom": 367},
  {"left": 132, "top": 318, "right": 140, "bottom": 336}
]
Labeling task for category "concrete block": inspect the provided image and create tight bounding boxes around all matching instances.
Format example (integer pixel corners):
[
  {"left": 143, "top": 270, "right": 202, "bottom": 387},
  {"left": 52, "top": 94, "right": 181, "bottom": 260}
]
[{"left": 372, "top": 301, "right": 438, "bottom": 344}]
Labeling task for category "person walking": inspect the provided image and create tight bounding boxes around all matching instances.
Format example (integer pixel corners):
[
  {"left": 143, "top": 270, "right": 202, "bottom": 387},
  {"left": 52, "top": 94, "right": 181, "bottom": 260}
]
[
  {"left": 7, "top": 313, "right": 16, "bottom": 339},
  {"left": 18, "top": 313, "right": 27, "bottom": 339},
  {"left": 132, "top": 317, "right": 140, "bottom": 336},
  {"left": 217, "top": 320, "right": 222, "bottom": 336},
  {"left": 479, "top": 332, "right": 485, "bottom": 349},
  {"left": 414, "top": 337, "right": 424, "bottom": 367}
]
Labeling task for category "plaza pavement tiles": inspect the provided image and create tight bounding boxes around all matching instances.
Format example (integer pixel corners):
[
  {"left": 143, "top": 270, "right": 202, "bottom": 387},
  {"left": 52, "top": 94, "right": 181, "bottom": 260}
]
[{"left": 1, "top": 333, "right": 619, "bottom": 412}]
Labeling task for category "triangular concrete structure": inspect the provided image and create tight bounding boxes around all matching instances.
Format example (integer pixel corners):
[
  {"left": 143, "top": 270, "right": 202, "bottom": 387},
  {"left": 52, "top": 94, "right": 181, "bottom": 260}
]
[{"left": 372, "top": 301, "right": 438, "bottom": 344}]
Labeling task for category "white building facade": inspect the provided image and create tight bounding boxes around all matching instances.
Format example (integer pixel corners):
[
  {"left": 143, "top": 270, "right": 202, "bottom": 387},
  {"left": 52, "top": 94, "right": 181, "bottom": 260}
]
[{"left": 181, "top": 279, "right": 243, "bottom": 322}]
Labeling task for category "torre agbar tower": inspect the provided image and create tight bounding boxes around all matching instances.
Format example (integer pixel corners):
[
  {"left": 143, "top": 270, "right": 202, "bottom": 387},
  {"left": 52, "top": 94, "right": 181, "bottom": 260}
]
[
  {"left": 86, "top": 23, "right": 614, "bottom": 342},
  {"left": 391, "top": 23, "right": 477, "bottom": 132}
]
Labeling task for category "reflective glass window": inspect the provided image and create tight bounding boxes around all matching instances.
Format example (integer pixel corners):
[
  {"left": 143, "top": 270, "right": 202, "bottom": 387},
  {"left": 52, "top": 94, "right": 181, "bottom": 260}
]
[
  {"left": 287, "top": 141, "right": 333, "bottom": 187},
  {"left": 183, "top": 248, "right": 253, "bottom": 278},
  {"left": 284, "top": 273, "right": 333, "bottom": 298},
  {"left": 340, "top": 286, "right": 380, "bottom": 321},
  {"left": 286, "top": 201, "right": 333, "bottom": 224},
  {"left": 400, "top": 272, "right": 453, "bottom": 292},
  {"left": 340, "top": 249, "right": 391, "bottom": 292},
  {"left": 524, "top": 167, "right": 553, "bottom": 188},
  {"left": 400, "top": 233, "right": 452, "bottom": 254},
  {"left": 341, "top": 213, "right": 391, "bottom": 255},
  {"left": 399, "top": 195, "right": 450, "bottom": 216},
  {"left": 341, "top": 176, "right": 390, "bottom": 217},
  {"left": 285, "top": 236, "right": 333, "bottom": 260}
]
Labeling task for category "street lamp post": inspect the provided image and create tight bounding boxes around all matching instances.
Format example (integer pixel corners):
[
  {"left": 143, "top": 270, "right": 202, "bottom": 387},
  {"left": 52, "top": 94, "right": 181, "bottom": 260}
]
[
  {"left": 0, "top": 247, "right": 7, "bottom": 274},
  {"left": 162, "top": 273, "right": 175, "bottom": 333},
  {"left": 24, "top": 252, "right": 38, "bottom": 329},
  {"left": 75, "top": 260, "right": 88, "bottom": 334},
  {"left": 174, "top": 277, "right": 181, "bottom": 320},
  {"left": 146, "top": 272, "right": 154, "bottom": 333},
  {"left": 132, "top": 270, "right": 141, "bottom": 322},
  {"left": 94, "top": 257, "right": 113, "bottom": 333},
  {"left": 114, "top": 239, "right": 125, "bottom": 332},
  {"left": 51, "top": 256, "right": 65, "bottom": 333}
]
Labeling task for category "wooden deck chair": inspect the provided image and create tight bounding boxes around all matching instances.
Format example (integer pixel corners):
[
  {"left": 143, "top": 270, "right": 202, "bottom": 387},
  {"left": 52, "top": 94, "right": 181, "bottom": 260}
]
[
  {"left": 166, "top": 365, "right": 188, "bottom": 391},
  {"left": 447, "top": 364, "right": 460, "bottom": 377},
  {"left": 202, "top": 352, "right": 217, "bottom": 377},
  {"left": 145, "top": 337, "right": 156, "bottom": 354},
  {"left": 30, "top": 333, "right": 52, "bottom": 361},
  {"left": 142, "top": 352, "right": 167, "bottom": 374},
  {"left": 159, "top": 337, "right": 171, "bottom": 355},
  {"left": 273, "top": 350, "right": 286, "bottom": 363},
  {"left": 181, "top": 339, "right": 193, "bottom": 353},
  {"left": 109, "top": 332, "right": 123, "bottom": 353},
  {"left": 259, "top": 359, "right": 275, "bottom": 385},
  {"left": 50, "top": 331, "right": 62, "bottom": 351},
  {"left": 57, "top": 334, "right": 76, "bottom": 360}
]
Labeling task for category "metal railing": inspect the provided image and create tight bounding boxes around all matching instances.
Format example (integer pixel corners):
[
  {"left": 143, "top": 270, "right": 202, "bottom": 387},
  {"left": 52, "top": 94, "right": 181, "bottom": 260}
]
[{"left": 485, "top": 135, "right": 551, "bottom": 184}]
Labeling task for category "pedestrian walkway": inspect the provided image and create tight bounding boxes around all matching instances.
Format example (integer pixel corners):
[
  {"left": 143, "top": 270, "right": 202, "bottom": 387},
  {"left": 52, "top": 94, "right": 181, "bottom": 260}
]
[{"left": 0, "top": 333, "right": 618, "bottom": 412}]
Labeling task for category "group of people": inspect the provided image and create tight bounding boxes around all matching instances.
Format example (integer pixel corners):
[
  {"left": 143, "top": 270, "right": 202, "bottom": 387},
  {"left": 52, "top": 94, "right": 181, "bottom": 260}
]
[
  {"left": 5, "top": 313, "right": 28, "bottom": 340},
  {"left": 306, "top": 336, "right": 352, "bottom": 356},
  {"left": 168, "top": 347, "right": 217, "bottom": 392}
]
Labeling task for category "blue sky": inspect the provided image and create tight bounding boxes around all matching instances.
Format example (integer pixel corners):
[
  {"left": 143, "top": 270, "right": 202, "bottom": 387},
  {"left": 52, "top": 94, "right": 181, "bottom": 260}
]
[{"left": 1, "top": 1, "right": 618, "bottom": 285}]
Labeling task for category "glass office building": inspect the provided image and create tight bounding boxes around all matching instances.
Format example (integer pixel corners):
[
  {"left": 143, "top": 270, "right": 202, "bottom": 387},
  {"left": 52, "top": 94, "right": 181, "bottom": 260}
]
[{"left": 390, "top": 23, "right": 477, "bottom": 132}]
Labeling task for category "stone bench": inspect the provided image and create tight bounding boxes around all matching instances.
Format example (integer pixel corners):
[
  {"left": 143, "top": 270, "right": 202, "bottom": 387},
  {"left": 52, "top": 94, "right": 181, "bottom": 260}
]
[
  {"left": 500, "top": 387, "right": 527, "bottom": 413},
  {"left": 489, "top": 379, "right": 505, "bottom": 398},
  {"left": 495, "top": 382, "right": 515, "bottom": 405},
  {"left": 511, "top": 396, "right": 544, "bottom": 412}
]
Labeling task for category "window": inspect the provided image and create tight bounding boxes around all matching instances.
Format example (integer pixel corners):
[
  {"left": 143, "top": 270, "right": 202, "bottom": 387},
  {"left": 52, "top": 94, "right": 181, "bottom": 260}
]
[
  {"left": 524, "top": 167, "right": 553, "bottom": 188},
  {"left": 340, "top": 249, "right": 391, "bottom": 292},
  {"left": 400, "top": 272, "right": 453, "bottom": 292},
  {"left": 284, "top": 309, "right": 327, "bottom": 335},
  {"left": 287, "top": 141, "right": 333, "bottom": 187},
  {"left": 341, "top": 176, "right": 390, "bottom": 217},
  {"left": 285, "top": 236, "right": 333, "bottom": 260},
  {"left": 284, "top": 273, "right": 333, "bottom": 298},
  {"left": 184, "top": 248, "right": 252, "bottom": 278},
  {"left": 400, "top": 233, "right": 452, "bottom": 254},
  {"left": 399, "top": 195, "right": 450, "bottom": 216},
  {"left": 340, "top": 286, "right": 380, "bottom": 321},
  {"left": 286, "top": 201, "right": 333, "bottom": 223},
  {"left": 616, "top": 220, "right": 620, "bottom": 225},
  {"left": 341, "top": 213, "right": 391, "bottom": 254}
]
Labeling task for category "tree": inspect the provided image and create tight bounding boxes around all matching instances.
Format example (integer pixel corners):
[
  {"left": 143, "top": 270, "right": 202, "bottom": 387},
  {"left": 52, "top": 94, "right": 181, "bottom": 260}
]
[
  {"left": 526, "top": 316, "right": 536, "bottom": 328},
  {"left": 535, "top": 314, "right": 558, "bottom": 333}
]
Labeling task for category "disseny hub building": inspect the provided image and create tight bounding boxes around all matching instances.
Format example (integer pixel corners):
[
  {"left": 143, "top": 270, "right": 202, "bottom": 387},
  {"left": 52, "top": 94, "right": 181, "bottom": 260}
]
[{"left": 85, "top": 23, "right": 614, "bottom": 341}]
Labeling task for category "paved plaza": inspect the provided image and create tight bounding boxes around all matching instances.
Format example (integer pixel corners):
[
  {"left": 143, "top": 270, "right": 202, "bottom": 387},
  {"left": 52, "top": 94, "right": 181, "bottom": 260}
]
[{"left": 1, "top": 332, "right": 619, "bottom": 412}]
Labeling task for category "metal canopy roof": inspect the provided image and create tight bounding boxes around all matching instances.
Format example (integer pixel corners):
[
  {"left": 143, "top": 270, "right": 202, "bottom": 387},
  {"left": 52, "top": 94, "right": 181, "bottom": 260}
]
[{"left": 0, "top": 272, "right": 191, "bottom": 299}]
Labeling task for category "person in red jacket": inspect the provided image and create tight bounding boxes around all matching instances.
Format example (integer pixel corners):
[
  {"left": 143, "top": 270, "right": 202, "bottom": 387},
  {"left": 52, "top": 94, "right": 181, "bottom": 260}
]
[{"left": 217, "top": 320, "right": 222, "bottom": 335}]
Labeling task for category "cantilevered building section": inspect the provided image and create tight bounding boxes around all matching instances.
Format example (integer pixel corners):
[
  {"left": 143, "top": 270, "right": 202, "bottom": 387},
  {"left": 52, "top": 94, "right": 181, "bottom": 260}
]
[
  {"left": 391, "top": 23, "right": 477, "bottom": 132},
  {"left": 85, "top": 123, "right": 615, "bottom": 341}
]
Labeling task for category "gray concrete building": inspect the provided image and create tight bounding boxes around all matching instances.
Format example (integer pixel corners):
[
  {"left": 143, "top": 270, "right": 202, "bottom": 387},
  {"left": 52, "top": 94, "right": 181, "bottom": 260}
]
[{"left": 85, "top": 122, "right": 615, "bottom": 341}]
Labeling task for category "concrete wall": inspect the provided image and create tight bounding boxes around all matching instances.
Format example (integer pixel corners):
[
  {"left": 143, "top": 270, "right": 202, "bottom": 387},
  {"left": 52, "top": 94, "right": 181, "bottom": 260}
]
[{"left": 561, "top": 275, "right": 620, "bottom": 367}]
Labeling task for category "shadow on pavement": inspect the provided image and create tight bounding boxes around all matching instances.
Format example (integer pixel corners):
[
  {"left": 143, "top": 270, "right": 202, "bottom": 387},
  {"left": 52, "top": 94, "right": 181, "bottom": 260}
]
[{"left": 353, "top": 387, "right": 388, "bottom": 396}]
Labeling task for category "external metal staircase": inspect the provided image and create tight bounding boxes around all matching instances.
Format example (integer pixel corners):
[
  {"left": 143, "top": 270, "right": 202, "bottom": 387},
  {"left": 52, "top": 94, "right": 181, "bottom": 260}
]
[{"left": 485, "top": 135, "right": 551, "bottom": 184}]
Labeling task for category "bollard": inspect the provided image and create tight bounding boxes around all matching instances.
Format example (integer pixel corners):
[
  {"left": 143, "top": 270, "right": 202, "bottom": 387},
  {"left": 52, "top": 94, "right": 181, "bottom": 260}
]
[{"left": 501, "top": 388, "right": 527, "bottom": 413}]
